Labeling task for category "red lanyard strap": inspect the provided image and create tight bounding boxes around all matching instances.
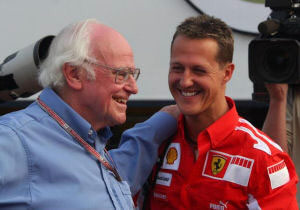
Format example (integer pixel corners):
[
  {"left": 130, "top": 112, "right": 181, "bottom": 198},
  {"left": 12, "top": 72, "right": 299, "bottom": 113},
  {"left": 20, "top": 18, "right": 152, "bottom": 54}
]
[{"left": 37, "top": 97, "right": 122, "bottom": 182}]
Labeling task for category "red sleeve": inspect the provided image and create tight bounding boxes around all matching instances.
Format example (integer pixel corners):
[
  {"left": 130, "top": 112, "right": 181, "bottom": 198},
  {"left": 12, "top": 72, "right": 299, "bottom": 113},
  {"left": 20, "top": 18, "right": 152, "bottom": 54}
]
[{"left": 248, "top": 151, "right": 298, "bottom": 209}]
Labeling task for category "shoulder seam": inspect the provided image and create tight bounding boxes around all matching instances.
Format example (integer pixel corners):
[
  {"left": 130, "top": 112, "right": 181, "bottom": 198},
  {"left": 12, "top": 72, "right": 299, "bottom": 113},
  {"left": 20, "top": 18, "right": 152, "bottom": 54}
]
[
  {"left": 238, "top": 118, "right": 283, "bottom": 152},
  {"left": 235, "top": 125, "right": 271, "bottom": 155}
]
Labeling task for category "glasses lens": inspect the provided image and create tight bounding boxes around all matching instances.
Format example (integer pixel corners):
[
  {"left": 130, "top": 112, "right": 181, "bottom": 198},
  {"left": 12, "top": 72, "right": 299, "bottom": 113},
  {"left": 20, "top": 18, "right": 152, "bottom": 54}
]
[
  {"left": 116, "top": 70, "right": 128, "bottom": 84},
  {"left": 115, "top": 68, "right": 140, "bottom": 84}
]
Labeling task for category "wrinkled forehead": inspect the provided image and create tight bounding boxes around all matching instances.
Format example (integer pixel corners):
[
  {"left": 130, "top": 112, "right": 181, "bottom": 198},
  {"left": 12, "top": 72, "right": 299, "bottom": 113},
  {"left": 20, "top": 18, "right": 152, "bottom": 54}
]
[{"left": 89, "top": 23, "right": 134, "bottom": 65}]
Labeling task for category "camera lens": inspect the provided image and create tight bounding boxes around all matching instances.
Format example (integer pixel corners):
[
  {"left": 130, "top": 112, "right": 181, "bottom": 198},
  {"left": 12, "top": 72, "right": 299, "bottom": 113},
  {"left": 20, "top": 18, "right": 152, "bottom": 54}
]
[
  {"left": 265, "top": 46, "right": 290, "bottom": 74},
  {"left": 249, "top": 39, "right": 300, "bottom": 84},
  {"left": 262, "top": 44, "right": 295, "bottom": 82}
]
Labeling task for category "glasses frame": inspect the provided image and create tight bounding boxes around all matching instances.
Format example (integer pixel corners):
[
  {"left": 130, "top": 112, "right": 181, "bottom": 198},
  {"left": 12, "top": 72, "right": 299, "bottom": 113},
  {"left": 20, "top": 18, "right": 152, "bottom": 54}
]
[{"left": 84, "top": 59, "right": 140, "bottom": 84}]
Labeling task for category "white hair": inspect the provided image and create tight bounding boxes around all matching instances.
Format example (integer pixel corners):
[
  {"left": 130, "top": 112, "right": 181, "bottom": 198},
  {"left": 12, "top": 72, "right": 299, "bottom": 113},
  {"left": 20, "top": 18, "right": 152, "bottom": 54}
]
[{"left": 38, "top": 19, "right": 99, "bottom": 89}]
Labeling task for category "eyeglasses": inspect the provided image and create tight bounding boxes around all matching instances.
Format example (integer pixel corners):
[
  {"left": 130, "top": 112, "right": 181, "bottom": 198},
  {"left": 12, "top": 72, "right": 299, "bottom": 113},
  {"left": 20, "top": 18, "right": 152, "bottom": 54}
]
[{"left": 84, "top": 60, "right": 140, "bottom": 84}]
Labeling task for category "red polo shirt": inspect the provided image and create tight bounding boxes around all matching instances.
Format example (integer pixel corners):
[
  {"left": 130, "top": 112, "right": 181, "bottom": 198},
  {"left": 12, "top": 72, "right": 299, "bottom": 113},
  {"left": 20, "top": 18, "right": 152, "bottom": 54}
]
[{"left": 147, "top": 97, "right": 298, "bottom": 210}]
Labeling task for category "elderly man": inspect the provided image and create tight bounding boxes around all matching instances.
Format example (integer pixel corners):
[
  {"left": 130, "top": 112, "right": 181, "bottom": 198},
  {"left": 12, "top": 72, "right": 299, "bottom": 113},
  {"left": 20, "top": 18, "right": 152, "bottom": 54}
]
[
  {"left": 144, "top": 15, "right": 298, "bottom": 209},
  {"left": 0, "top": 19, "right": 178, "bottom": 209}
]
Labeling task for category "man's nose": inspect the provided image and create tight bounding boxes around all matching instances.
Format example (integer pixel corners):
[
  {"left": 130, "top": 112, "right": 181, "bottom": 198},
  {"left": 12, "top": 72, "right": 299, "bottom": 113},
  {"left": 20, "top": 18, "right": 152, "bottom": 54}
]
[
  {"left": 124, "top": 75, "right": 138, "bottom": 94},
  {"left": 180, "top": 70, "right": 193, "bottom": 88}
]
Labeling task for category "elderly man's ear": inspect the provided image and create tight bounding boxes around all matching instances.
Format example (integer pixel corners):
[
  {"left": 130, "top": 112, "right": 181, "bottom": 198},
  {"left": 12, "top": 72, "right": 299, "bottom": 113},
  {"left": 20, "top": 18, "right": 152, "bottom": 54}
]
[{"left": 62, "top": 63, "right": 84, "bottom": 90}]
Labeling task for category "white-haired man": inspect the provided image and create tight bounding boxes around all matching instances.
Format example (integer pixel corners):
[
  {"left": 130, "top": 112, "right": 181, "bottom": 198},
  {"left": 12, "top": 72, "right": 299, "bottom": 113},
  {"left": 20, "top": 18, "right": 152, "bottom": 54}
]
[{"left": 0, "top": 19, "right": 178, "bottom": 209}]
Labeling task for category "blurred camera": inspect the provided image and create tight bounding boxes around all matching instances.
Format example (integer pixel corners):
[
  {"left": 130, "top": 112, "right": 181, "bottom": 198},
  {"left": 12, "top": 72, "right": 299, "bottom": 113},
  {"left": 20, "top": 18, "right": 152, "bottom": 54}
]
[
  {"left": 249, "top": 0, "right": 300, "bottom": 84},
  {"left": 0, "top": 35, "right": 54, "bottom": 102},
  {"left": 249, "top": 38, "right": 300, "bottom": 84},
  {"left": 249, "top": 0, "right": 300, "bottom": 100}
]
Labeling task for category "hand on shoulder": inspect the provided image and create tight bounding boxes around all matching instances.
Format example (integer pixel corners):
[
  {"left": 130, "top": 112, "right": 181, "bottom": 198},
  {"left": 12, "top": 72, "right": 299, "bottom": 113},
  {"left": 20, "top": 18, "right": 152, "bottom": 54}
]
[{"left": 160, "top": 104, "right": 180, "bottom": 120}]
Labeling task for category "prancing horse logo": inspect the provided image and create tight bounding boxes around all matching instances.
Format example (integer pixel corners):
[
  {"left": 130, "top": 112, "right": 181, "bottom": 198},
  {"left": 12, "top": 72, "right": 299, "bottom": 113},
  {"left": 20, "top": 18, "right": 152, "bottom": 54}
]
[{"left": 211, "top": 155, "right": 227, "bottom": 175}]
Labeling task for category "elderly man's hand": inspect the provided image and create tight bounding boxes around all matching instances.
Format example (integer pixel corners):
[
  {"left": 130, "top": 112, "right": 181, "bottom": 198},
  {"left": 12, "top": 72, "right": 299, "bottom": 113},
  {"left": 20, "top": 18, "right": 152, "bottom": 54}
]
[
  {"left": 160, "top": 104, "right": 180, "bottom": 120},
  {"left": 265, "top": 83, "right": 288, "bottom": 102}
]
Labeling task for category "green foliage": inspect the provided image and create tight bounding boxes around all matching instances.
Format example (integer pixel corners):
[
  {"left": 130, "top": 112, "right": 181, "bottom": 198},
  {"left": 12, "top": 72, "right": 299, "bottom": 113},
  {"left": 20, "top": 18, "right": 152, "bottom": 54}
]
[{"left": 241, "top": 0, "right": 265, "bottom": 4}]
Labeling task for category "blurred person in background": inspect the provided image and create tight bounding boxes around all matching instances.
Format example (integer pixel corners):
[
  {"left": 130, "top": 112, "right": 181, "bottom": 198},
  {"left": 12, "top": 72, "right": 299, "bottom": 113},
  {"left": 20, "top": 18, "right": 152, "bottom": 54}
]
[{"left": 263, "top": 83, "right": 300, "bottom": 205}]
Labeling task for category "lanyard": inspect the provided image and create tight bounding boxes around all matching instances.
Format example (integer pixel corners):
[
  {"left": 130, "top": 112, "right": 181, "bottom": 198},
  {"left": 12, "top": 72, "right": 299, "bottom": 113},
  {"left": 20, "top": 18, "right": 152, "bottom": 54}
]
[{"left": 37, "top": 97, "right": 122, "bottom": 182}]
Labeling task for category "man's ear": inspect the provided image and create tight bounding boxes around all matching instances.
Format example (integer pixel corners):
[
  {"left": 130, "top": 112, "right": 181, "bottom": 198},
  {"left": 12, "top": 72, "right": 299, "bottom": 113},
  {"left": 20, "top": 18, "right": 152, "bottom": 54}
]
[
  {"left": 62, "top": 63, "right": 83, "bottom": 90},
  {"left": 222, "top": 63, "right": 235, "bottom": 84}
]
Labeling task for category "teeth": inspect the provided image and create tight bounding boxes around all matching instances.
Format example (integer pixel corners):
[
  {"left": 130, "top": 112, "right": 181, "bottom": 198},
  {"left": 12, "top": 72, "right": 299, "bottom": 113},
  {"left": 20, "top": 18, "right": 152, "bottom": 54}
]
[
  {"left": 181, "top": 91, "right": 198, "bottom": 96},
  {"left": 114, "top": 98, "right": 127, "bottom": 104}
]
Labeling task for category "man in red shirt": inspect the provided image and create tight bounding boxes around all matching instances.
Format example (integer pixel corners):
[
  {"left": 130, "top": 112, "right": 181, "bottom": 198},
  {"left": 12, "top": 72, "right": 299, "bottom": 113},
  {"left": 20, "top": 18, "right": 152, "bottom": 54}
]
[{"left": 144, "top": 15, "right": 298, "bottom": 209}]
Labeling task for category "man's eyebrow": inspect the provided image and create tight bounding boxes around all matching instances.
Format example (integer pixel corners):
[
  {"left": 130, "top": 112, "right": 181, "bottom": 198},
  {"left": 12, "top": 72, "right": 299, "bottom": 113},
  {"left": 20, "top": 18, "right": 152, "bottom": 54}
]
[
  {"left": 170, "top": 62, "right": 182, "bottom": 65},
  {"left": 192, "top": 64, "right": 206, "bottom": 68}
]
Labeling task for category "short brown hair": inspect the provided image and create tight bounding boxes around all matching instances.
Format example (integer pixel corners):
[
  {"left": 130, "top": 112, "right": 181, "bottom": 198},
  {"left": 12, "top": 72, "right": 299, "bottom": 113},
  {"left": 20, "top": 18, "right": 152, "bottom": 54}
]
[{"left": 171, "top": 15, "right": 234, "bottom": 65}]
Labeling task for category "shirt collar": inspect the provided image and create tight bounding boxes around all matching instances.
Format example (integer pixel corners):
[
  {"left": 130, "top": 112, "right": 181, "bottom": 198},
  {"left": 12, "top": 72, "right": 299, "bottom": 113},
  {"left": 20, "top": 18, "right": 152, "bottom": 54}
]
[
  {"left": 177, "top": 96, "right": 239, "bottom": 148},
  {"left": 38, "top": 88, "right": 112, "bottom": 143},
  {"left": 206, "top": 97, "right": 239, "bottom": 148}
]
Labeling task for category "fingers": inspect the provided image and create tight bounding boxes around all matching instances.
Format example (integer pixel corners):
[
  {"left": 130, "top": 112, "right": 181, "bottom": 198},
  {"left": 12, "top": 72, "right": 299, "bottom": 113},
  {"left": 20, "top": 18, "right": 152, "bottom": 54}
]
[
  {"left": 265, "top": 83, "right": 288, "bottom": 102},
  {"left": 160, "top": 104, "right": 180, "bottom": 119}
]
